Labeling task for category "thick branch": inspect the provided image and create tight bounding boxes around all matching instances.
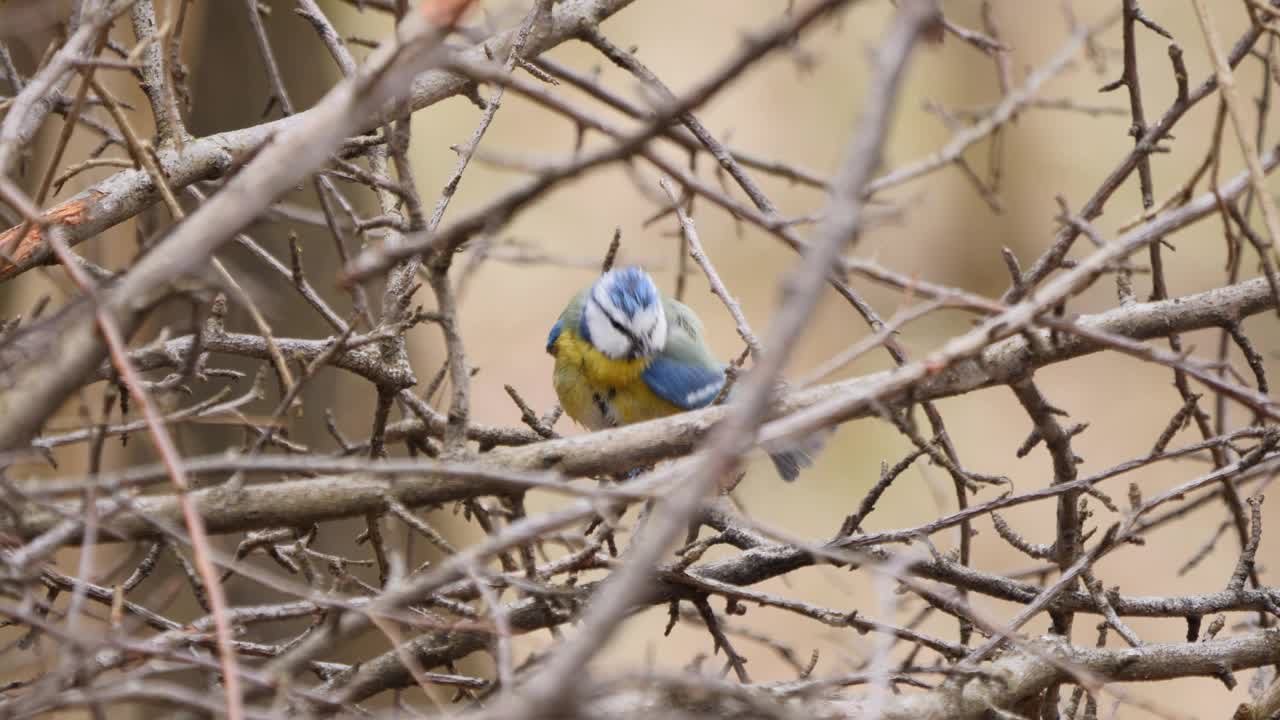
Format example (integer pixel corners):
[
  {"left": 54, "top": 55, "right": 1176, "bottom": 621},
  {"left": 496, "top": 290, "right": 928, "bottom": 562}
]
[
  {"left": 0, "top": 0, "right": 638, "bottom": 451},
  {"left": 0, "top": 0, "right": 636, "bottom": 281},
  {"left": 863, "top": 630, "right": 1280, "bottom": 720},
  {"left": 4, "top": 275, "right": 1273, "bottom": 541}
]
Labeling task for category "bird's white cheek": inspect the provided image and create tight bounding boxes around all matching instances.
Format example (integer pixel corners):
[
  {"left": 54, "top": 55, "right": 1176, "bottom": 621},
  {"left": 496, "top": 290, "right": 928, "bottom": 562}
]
[{"left": 584, "top": 304, "right": 630, "bottom": 358}]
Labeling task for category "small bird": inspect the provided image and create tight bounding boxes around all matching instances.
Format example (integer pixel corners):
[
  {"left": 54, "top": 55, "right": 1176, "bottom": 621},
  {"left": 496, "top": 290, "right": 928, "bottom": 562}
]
[{"left": 546, "top": 266, "right": 812, "bottom": 481}]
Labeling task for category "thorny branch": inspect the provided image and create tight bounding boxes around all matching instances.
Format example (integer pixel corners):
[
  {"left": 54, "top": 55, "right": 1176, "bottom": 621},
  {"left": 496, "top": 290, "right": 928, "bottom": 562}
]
[{"left": 0, "top": 1, "right": 1278, "bottom": 719}]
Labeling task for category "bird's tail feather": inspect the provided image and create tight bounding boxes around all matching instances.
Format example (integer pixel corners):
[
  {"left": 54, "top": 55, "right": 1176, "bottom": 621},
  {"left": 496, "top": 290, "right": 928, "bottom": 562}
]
[
  {"left": 726, "top": 376, "right": 831, "bottom": 482},
  {"left": 762, "top": 428, "right": 829, "bottom": 482},
  {"left": 767, "top": 449, "right": 811, "bottom": 482}
]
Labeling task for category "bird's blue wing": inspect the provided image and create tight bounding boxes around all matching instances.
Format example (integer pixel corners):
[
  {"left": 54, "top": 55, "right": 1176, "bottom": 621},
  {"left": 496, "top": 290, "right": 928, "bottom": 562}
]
[
  {"left": 642, "top": 356, "right": 725, "bottom": 410},
  {"left": 546, "top": 317, "right": 563, "bottom": 355}
]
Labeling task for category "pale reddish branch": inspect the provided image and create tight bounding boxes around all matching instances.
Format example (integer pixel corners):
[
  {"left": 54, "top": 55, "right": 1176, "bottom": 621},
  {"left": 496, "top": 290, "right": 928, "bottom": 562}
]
[
  {"left": 39, "top": 226, "right": 246, "bottom": 720},
  {"left": 0, "top": 0, "right": 467, "bottom": 451},
  {"left": 0, "top": 0, "right": 639, "bottom": 283}
]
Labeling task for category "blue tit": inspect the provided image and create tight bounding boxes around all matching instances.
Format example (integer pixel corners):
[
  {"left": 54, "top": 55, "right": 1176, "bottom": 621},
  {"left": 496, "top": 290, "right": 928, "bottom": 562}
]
[{"left": 545, "top": 266, "right": 812, "bottom": 481}]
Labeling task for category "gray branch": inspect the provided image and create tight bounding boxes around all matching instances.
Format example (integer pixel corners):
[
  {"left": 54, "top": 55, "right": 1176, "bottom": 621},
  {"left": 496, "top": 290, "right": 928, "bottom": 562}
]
[{"left": 5, "top": 275, "right": 1273, "bottom": 541}]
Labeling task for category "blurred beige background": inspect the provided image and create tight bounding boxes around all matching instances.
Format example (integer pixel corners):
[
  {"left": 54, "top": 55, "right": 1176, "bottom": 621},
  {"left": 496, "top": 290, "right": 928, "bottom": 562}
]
[{"left": 2, "top": 1, "right": 1278, "bottom": 717}]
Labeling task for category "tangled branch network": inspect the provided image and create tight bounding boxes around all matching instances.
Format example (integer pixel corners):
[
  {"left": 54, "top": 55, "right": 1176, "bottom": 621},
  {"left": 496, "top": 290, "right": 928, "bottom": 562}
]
[{"left": 0, "top": 0, "right": 1278, "bottom": 718}]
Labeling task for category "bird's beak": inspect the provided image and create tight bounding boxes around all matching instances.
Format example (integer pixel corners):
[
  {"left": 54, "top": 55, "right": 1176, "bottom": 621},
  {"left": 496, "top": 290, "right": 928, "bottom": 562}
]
[{"left": 630, "top": 337, "right": 652, "bottom": 360}]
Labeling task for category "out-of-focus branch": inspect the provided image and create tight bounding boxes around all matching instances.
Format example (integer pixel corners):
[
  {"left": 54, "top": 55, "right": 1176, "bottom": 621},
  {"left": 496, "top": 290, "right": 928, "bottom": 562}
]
[
  {"left": 479, "top": 3, "right": 937, "bottom": 716},
  {"left": 330, "top": 464, "right": 1280, "bottom": 703},
  {"left": 0, "top": 0, "right": 638, "bottom": 282},
  {"left": 0, "top": 0, "right": 644, "bottom": 452},
  {"left": 1, "top": 2, "right": 1276, "bottom": 716},
  {"left": 0, "top": 0, "right": 134, "bottom": 177},
  {"left": 555, "top": 630, "right": 1280, "bottom": 720},
  {"left": 4, "top": 274, "right": 1274, "bottom": 542}
]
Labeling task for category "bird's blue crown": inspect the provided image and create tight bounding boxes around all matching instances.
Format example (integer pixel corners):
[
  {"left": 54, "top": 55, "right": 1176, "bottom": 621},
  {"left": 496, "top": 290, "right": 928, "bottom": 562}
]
[{"left": 600, "top": 266, "right": 658, "bottom": 317}]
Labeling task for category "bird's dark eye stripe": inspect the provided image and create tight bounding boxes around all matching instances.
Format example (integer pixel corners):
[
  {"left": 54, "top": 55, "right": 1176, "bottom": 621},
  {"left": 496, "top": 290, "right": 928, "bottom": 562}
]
[
  {"left": 592, "top": 295, "right": 642, "bottom": 347},
  {"left": 608, "top": 314, "right": 643, "bottom": 352},
  {"left": 606, "top": 315, "right": 631, "bottom": 336}
]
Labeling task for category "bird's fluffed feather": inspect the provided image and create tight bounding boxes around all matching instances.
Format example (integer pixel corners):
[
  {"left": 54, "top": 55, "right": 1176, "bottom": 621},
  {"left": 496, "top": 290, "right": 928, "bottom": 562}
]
[
  {"left": 552, "top": 327, "right": 679, "bottom": 429},
  {"left": 549, "top": 268, "right": 821, "bottom": 481},
  {"left": 603, "top": 267, "right": 658, "bottom": 317}
]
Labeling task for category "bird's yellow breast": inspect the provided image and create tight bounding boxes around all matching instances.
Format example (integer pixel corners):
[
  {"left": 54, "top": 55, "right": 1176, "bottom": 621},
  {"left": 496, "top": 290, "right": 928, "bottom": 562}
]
[{"left": 551, "top": 329, "right": 680, "bottom": 429}]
